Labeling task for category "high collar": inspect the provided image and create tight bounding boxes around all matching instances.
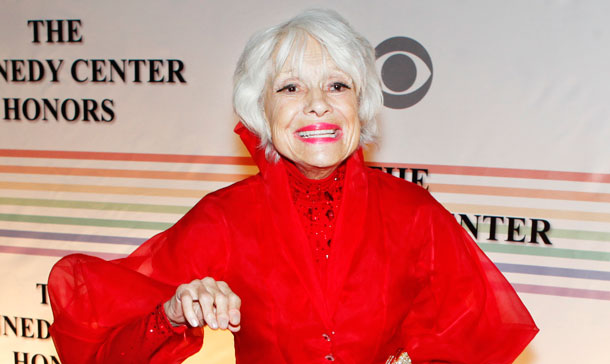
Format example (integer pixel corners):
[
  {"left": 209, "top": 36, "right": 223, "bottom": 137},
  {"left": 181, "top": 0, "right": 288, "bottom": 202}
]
[{"left": 234, "top": 122, "right": 270, "bottom": 175}]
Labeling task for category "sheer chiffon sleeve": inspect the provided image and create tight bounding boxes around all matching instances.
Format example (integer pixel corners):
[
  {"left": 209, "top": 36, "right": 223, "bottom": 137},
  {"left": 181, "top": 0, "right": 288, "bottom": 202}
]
[
  {"left": 401, "top": 204, "right": 538, "bottom": 364},
  {"left": 48, "top": 196, "right": 230, "bottom": 364}
]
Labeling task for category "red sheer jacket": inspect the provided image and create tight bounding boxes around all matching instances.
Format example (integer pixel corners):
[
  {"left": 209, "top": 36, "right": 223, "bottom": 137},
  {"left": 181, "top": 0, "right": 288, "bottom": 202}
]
[{"left": 48, "top": 123, "right": 538, "bottom": 363}]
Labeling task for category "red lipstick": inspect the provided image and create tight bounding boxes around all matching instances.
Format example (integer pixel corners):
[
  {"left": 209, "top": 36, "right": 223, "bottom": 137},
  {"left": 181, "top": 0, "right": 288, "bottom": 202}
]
[{"left": 294, "top": 123, "right": 342, "bottom": 144}]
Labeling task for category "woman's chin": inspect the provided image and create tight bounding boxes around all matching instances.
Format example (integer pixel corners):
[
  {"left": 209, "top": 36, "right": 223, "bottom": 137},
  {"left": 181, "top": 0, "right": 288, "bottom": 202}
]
[{"left": 293, "top": 156, "right": 345, "bottom": 176}]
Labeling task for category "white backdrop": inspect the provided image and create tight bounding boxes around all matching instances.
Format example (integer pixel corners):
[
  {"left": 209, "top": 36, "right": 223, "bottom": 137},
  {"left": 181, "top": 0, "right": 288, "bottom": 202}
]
[{"left": 1, "top": 1, "right": 609, "bottom": 363}]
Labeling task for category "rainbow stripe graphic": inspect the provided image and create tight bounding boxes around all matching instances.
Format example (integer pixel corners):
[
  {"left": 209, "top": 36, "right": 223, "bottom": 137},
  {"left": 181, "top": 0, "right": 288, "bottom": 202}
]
[{"left": 1, "top": 149, "right": 609, "bottom": 301}]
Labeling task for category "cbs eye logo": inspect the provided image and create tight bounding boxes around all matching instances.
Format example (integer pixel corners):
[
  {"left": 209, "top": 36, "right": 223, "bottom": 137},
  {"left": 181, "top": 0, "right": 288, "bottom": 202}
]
[{"left": 375, "top": 37, "right": 433, "bottom": 109}]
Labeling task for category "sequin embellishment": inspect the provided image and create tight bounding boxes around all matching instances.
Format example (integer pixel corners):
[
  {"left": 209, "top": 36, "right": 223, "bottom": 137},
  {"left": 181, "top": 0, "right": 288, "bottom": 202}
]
[{"left": 285, "top": 162, "right": 345, "bottom": 270}]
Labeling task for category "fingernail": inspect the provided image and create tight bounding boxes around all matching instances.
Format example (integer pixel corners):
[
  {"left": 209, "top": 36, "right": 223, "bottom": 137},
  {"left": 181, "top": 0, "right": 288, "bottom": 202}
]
[
  {"left": 230, "top": 312, "right": 240, "bottom": 324},
  {"left": 206, "top": 314, "right": 218, "bottom": 329},
  {"left": 219, "top": 317, "right": 228, "bottom": 329},
  {"left": 189, "top": 318, "right": 199, "bottom": 327}
]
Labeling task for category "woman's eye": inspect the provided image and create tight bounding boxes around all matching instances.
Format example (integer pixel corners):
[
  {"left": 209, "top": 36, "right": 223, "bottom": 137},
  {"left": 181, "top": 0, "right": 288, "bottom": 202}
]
[
  {"left": 331, "top": 82, "right": 350, "bottom": 92},
  {"left": 277, "top": 84, "right": 298, "bottom": 93}
]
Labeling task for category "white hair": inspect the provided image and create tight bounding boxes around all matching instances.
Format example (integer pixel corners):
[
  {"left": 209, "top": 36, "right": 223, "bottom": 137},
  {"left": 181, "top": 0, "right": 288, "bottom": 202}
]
[{"left": 233, "top": 9, "right": 383, "bottom": 160}]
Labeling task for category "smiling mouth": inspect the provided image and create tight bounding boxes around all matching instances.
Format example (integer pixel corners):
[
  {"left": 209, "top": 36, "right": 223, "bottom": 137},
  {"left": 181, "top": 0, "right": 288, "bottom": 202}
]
[{"left": 297, "top": 129, "right": 340, "bottom": 139}]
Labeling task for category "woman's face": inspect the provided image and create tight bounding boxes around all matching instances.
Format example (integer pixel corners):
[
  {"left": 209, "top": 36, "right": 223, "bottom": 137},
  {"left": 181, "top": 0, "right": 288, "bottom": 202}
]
[{"left": 264, "top": 37, "right": 361, "bottom": 179}]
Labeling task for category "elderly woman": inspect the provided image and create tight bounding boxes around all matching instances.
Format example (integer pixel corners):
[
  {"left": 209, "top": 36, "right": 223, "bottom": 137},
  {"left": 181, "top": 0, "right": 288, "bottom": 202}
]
[{"left": 48, "top": 9, "right": 538, "bottom": 364}]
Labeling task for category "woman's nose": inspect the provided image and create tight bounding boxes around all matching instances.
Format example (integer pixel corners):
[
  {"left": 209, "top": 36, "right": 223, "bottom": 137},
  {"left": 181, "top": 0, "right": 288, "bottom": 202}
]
[{"left": 305, "top": 88, "right": 331, "bottom": 117}]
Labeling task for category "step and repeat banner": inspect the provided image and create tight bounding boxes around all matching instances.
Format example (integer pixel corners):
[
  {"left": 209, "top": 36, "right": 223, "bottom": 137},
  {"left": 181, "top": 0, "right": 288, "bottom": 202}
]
[{"left": 1, "top": 0, "right": 609, "bottom": 363}]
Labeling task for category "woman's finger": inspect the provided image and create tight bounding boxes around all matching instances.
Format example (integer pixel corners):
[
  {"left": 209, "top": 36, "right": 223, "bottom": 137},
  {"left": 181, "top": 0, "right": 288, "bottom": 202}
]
[
  {"left": 178, "top": 289, "right": 200, "bottom": 327},
  {"left": 227, "top": 294, "right": 241, "bottom": 327},
  {"left": 217, "top": 281, "right": 242, "bottom": 327},
  {"left": 198, "top": 290, "right": 218, "bottom": 329},
  {"left": 191, "top": 301, "right": 204, "bottom": 327},
  {"left": 213, "top": 291, "right": 230, "bottom": 329}
]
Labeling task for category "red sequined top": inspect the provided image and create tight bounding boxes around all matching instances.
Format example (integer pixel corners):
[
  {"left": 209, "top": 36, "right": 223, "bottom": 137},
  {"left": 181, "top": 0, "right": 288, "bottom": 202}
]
[{"left": 284, "top": 161, "right": 346, "bottom": 282}]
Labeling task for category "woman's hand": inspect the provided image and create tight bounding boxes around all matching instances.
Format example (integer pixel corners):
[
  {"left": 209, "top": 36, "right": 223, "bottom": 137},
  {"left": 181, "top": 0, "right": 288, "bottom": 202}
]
[{"left": 163, "top": 277, "right": 241, "bottom": 332}]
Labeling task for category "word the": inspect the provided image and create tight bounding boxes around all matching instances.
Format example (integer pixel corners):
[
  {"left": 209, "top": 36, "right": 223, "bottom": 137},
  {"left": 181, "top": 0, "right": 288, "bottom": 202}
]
[
  {"left": 369, "top": 165, "right": 429, "bottom": 188},
  {"left": 28, "top": 19, "right": 83, "bottom": 43}
]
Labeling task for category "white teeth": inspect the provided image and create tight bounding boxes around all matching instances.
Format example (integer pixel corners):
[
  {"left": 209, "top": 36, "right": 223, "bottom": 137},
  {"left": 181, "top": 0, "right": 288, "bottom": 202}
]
[{"left": 297, "top": 129, "right": 338, "bottom": 138}]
